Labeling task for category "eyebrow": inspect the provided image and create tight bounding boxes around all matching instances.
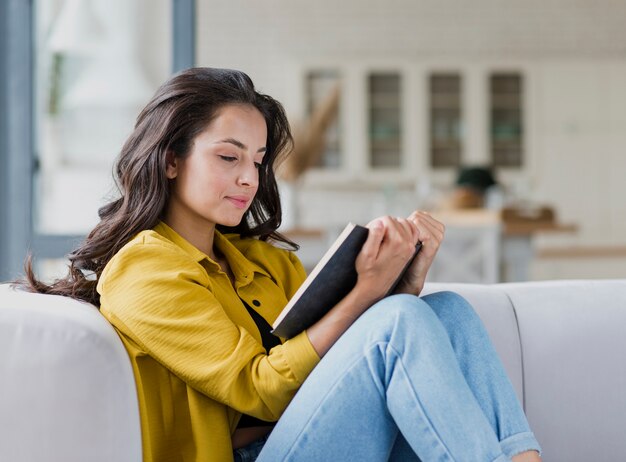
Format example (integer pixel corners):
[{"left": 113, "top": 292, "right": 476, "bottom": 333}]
[{"left": 215, "top": 138, "right": 266, "bottom": 153}]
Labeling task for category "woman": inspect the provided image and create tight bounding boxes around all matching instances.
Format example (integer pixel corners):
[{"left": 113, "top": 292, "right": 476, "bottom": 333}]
[{"left": 21, "top": 68, "right": 541, "bottom": 462}]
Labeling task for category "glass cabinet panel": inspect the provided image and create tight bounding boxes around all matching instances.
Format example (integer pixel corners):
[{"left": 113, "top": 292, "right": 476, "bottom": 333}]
[
  {"left": 490, "top": 73, "right": 523, "bottom": 167},
  {"left": 368, "top": 73, "right": 401, "bottom": 168},
  {"left": 429, "top": 73, "right": 462, "bottom": 168},
  {"left": 305, "top": 70, "right": 342, "bottom": 168}
]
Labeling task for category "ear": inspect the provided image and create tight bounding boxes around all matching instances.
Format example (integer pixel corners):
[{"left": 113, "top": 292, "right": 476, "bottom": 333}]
[{"left": 165, "top": 151, "right": 178, "bottom": 179}]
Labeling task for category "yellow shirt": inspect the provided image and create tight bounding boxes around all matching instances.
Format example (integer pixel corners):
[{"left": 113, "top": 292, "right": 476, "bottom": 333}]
[{"left": 97, "top": 222, "right": 320, "bottom": 462}]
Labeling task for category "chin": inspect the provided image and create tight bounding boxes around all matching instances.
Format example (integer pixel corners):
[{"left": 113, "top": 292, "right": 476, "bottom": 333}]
[{"left": 219, "top": 215, "right": 247, "bottom": 228}]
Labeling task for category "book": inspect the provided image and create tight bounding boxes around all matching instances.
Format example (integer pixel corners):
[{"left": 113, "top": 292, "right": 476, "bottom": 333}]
[{"left": 272, "top": 223, "right": 422, "bottom": 339}]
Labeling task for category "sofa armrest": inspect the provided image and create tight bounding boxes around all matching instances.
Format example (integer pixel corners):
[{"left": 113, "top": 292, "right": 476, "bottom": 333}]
[{"left": 0, "top": 284, "right": 142, "bottom": 462}]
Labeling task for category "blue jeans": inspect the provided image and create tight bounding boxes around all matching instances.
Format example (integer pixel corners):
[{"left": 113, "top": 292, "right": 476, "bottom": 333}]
[
  {"left": 234, "top": 434, "right": 270, "bottom": 462},
  {"left": 256, "top": 292, "right": 541, "bottom": 462}
]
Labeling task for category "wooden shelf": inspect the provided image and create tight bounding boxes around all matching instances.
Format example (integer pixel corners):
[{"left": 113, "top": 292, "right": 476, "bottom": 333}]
[
  {"left": 537, "top": 246, "right": 626, "bottom": 259},
  {"left": 503, "top": 222, "right": 577, "bottom": 236},
  {"left": 432, "top": 210, "right": 578, "bottom": 236}
]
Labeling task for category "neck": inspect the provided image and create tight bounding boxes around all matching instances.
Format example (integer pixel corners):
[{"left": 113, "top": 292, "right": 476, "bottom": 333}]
[{"left": 163, "top": 211, "right": 217, "bottom": 259}]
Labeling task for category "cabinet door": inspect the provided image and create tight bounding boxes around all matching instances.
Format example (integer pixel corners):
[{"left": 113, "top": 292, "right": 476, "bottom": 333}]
[
  {"left": 429, "top": 73, "right": 463, "bottom": 168},
  {"left": 305, "top": 70, "right": 342, "bottom": 169},
  {"left": 490, "top": 73, "right": 524, "bottom": 167},
  {"left": 368, "top": 72, "right": 402, "bottom": 168}
]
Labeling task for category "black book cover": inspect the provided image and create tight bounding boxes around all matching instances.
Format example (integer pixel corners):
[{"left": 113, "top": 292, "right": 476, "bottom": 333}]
[
  {"left": 272, "top": 223, "right": 421, "bottom": 339},
  {"left": 272, "top": 223, "right": 368, "bottom": 339}
]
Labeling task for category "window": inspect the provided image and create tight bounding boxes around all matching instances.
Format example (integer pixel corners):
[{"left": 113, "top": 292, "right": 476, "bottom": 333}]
[
  {"left": 490, "top": 73, "right": 523, "bottom": 167},
  {"left": 34, "top": 0, "right": 172, "bottom": 236},
  {"left": 0, "top": 0, "right": 192, "bottom": 280},
  {"left": 429, "top": 73, "right": 462, "bottom": 168},
  {"left": 368, "top": 73, "right": 402, "bottom": 168}
]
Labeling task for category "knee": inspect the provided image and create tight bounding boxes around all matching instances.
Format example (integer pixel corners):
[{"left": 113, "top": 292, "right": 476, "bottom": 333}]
[
  {"left": 360, "top": 294, "right": 444, "bottom": 337},
  {"left": 351, "top": 294, "right": 458, "bottom": 360},
  {"left": 422, "top": 291, "right": 483, "bottom": 332},
  {"left": 368, "top": 293, "right": 431, "bottom": 318}
]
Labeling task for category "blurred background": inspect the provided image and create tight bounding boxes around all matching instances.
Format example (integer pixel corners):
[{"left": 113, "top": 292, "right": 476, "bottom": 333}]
[{"left": 1, "top": 0, "right": 625, "bottom": 283}]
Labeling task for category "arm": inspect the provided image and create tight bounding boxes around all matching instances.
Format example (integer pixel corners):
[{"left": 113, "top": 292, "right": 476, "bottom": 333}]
[
  {"left": 306, "top": 216, "right": 420, "bottom": 357},
  {"left": 98, "top": 240, "right": 319, "bottom": 422}
]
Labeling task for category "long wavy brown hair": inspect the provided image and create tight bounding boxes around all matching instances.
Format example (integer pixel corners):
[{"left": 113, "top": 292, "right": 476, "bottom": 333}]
[{"left": 19, "top": 67, "right": 297, "bottom": 306}]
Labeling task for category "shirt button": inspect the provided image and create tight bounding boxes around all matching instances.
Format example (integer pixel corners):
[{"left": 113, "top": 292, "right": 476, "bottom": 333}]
[{"left": 252, "top": 300, "right": 261, "bottom": 307}]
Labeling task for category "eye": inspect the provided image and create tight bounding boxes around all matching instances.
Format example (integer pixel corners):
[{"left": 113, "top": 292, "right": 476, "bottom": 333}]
[
  {"left": 218, "top": 155, "right": 237, "bottom": 163},
  {"left": 254, "top": 162, "right": 263, "bottom": 169}
]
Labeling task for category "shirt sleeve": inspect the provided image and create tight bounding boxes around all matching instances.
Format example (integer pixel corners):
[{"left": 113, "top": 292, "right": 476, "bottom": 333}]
[{"left": 97, "top": 238, "right": 320, "bottom": 422}]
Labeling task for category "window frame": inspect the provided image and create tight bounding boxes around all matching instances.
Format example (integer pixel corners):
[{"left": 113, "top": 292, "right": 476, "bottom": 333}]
[{"left": 0, "top": 0, "right": 195, "bottom": 280}]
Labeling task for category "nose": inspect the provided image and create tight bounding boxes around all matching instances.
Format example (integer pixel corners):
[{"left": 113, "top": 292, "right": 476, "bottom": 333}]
[{"left": 237, "top": 160, "right": 259, "bottom": 188}]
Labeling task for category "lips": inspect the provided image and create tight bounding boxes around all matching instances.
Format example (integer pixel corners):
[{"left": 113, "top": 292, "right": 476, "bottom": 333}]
[{"left": 225, "top": 195, "right": 251, "bottom": 209}]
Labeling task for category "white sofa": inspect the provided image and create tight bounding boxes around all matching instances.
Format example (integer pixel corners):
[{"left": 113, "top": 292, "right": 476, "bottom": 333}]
[
  {"left": 1, "top": 279, "right": 625, "bottom": 462},
  {"left": 0, "top": 284, "right": 141, "bottom": 462}
]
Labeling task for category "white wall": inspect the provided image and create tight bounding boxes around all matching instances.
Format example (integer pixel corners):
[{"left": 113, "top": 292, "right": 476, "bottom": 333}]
[
  {"left": 34, "top": 1, "right": 626, "bottom": 280},
  {"left": 533, "top": 60, "right": 626, "bottom": 246},
  {"left": 196, "top": 0, "right": 626, "bottom": 96},
  {"left": 196, "top": 0, "right": 626, "bottom": 279}
]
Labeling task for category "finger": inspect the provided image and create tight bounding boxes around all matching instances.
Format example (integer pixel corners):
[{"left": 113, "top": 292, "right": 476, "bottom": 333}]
[
  {"left": 407, "top": 219, "right": 420, "bottom": 245},
  {"left": 366, "top": 216, "right": 385, "bottom": 228},
  {"left": 361, "top": 219, "right": 385, "bottom": 260},
  {"left": 409, "top": 210, "right": 445, "bottom": 233},
  {"left": 395, "top": 217, "right": 419, "bottom": 245},
  {"left": 378, "top": 216, "right": 400, "bottom": 239},
  {"left": 408, "top": 211, "right": 444, "bottom": 242},
  {"left": 384, "top": 217, "right": 413, "bottom": 248},
  {"left": 387, "top": 217, "right": 420, "bottom": 259},
  {"left": 416, "top": 216, "right": 444, "bottom": 245},
  {"left": 414, "top": 211, "right": 445, "bottom": 235}
]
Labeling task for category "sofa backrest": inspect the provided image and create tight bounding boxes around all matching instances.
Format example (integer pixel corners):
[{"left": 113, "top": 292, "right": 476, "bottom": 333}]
[
  {"left": 425, "top": 279, "right": 626, "bottom": 462},
  {"left": 0, "top": 284, "right": 142, "bottom": 462}
]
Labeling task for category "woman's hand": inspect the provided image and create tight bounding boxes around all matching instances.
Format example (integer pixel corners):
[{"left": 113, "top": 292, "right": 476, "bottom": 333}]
[
  {"left": 352, "top": 216, "right": 420, "bottom": 306},
  {"left": 305, "top": 215, "right": 421, "bottom": 357},
  {"left": 392, "top": 211, "right": 445, "bottom": 296}
]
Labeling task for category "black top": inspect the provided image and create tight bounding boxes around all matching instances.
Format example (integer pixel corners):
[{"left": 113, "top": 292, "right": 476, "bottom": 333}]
[{"left": 236, "top": 299, "right": 282, "bottom": 429}]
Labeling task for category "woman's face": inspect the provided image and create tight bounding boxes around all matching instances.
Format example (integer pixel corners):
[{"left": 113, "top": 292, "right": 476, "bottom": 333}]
[{"left": 165, "top": 104, "right": 267, "bottom": 232}]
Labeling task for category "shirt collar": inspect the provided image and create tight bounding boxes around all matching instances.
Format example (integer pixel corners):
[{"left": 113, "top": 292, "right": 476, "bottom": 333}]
[
  {"left": 154, "top": 221, "right": 208, "bottom": 263},
  {"left": 153, "top": 221, "right": 271, "bottom": 285}
]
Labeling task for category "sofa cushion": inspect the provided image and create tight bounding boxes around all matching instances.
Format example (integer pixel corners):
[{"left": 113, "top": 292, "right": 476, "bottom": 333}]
[
  {"left": 502, "top": 279, "right": 626, "bottom": 462},
  {"left": 426, "top": 279, "right": 626, "bottom": 462}
]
